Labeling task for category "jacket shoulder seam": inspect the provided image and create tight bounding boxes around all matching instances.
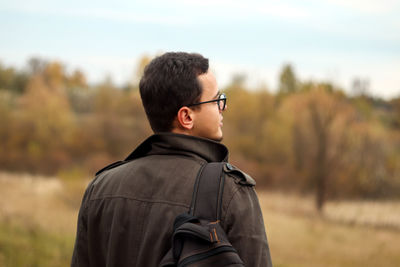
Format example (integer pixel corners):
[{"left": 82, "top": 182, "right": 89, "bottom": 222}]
[
  {"left": 222, "top": 184, "right": 243, "bottom": 223},
  {"left": 89, "top": 195, "right": 191, "bottom": 209}
]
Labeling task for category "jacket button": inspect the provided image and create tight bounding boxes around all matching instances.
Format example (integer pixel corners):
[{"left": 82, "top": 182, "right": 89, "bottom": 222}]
[{"left": 226, "top": 163, "right": 234, "bottom": 170}]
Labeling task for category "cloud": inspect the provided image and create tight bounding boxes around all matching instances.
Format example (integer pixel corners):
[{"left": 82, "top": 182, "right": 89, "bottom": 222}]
[
  {"left": 324, "top": 0, "right": 400, "bottom": 14},
  {"left": 1, "top": 3, "right": 190, "bottom": 26},
  {"left": 171, "top": 0, "right": 310, "bottom": 20},
  {"left": 1, "top": 0, "right": 398, "bottom": 99}
]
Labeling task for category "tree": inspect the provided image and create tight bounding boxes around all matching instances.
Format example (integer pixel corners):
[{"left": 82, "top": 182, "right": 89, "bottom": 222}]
[
  {"left": 223, "top": 76, "right": 276, "bottom": 185},
  {"left": 3, "top": 71, "right": 75, "bottom": 173},
  {"left": 0, "top": 63, "right": 15, "bottom": 90},
  {"left": 352, "top": 77, "right": 370, "bottom": 96},
  {"left": 43, "top": 61, "right": 66, "bottom": 92},
  {"left": 0, "top": 62, "right": 28, "bottom": 94},
  {"left": 133, "top": 54, "right": 152, "bottom": 86},
  {"left": 279, "top": 84, "right": 356, "bottom": 211},
  {"left": 28, "top": 57, "right": 47, "bottom": 75},
  {"left": 390, "top": 97, "right": 400, "bottom": 129},
  {"left": 278, "top": 64, "right": 298, "bottom": 94},
  {"left": 67, "top": 69, "right": 88, "bottom": 90}
]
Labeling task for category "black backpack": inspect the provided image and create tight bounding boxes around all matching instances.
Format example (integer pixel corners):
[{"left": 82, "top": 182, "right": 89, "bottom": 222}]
[{"left": 159, "top": 162, "right": 245, "bottom": 267}]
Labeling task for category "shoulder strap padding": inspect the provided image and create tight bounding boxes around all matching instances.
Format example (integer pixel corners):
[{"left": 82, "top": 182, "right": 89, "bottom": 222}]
[{"left": 190, "top": 162, "right": 225, "bottom": 221}]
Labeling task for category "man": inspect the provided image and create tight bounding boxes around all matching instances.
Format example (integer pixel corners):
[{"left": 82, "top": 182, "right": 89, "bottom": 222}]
[{"left": 71, "top": 52, "right": 273, "bottom": 266}]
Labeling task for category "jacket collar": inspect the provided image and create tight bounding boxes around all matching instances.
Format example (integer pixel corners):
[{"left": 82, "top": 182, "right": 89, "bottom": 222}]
[{"left": 125, "top": 133, "right": 229, "bottom": 163}]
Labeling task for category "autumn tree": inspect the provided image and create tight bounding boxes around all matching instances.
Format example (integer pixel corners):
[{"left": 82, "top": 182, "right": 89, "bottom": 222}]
[
  {"left": 0, "top": 62, "right": 28, "bottom": 94},
  {"left": 8, "top": 63, "right": 75, "bottom": 174},
  {"left": 278, "top": 84, "right": 356, "bottom": 211},
  {"left": 222, "top": 75, "right": 277, "bottom": 184},
  {"left": 278, "top": 64, "right": 298, "bottom": 94}
]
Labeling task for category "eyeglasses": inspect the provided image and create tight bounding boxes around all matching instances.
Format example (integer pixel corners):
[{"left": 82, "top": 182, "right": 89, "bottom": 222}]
[{"left": 187, "top": 93, "right": 227, "bottom": 111}]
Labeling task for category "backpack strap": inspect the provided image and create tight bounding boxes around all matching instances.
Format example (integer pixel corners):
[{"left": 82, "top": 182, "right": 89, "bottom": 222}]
[
  {"left": 189, "top": 162, "right": 225, "bottom": 221},
  {"left": 159, "top": 162, "right": 246, "bottom": 267}
]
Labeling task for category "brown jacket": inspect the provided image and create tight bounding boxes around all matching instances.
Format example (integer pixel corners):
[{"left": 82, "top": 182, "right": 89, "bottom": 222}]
[{"left": 71, "top": 133, "right": 272, "bottom": 267}]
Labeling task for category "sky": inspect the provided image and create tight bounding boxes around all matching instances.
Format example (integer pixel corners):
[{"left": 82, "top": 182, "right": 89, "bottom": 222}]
[{"left": 1, "top": 0, "right": 399, "bottom": 99}]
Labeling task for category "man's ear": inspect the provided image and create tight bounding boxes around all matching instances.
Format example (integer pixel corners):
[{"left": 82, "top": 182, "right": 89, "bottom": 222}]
[{"left": 176, "top": 106, "right": 194, "bottom": 130}]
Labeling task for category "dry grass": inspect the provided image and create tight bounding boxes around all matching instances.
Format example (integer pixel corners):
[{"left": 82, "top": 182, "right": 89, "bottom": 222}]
[
  {"left": 325, "top": 199, "right": 400, "bottom": 229},
  {"left": 259, "top": 190, "right": 400, "bottom": 229},
  {"left": 1, "top": 173, "right": 400, "bottom": 267},
  {"left": 0, "top": 172, "right": 82, "bottom": 233},
  {"left": 258, "top": 190, "right": 400, "bottom": 267},
  {"left": 0, "top": 172, "right": 87, "bottom": 266}
]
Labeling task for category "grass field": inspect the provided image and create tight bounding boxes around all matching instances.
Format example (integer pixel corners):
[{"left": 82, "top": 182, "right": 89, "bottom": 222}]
[
  {"left": 1, "top": 172, "right": 400, "bottom": 267},
  {"left": 258, "top": 192, "right": 400, "bottom": 267}
]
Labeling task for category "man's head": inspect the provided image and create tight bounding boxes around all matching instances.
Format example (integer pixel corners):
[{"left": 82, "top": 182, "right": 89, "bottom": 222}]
[{"left": 139, "top": 52, "right": 226, "bottom": 141}]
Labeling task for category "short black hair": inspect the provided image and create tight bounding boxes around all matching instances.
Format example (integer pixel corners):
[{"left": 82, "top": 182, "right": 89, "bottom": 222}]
[{"left": 139, "top": 52, "right": 209, "bottom": 132}]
